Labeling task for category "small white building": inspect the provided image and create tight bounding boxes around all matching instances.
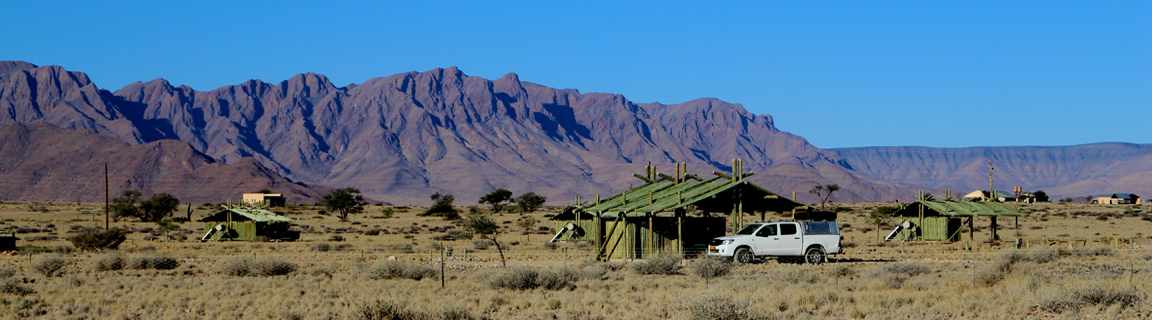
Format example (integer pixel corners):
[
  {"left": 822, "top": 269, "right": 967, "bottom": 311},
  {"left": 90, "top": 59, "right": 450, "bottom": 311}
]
[
  {"left": 961, "top": 190, "right": 1016, "bottom": 202},
  {"left": 242, "top": 193, "right": 286, "bottom": 207}
]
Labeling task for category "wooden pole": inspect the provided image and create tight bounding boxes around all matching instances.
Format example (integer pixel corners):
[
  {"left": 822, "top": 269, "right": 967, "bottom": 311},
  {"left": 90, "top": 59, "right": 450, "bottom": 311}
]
[
  {"left": 440, "top": 245, "right": 446, "bottom": 289},
  {"left": 647, "top": 212, "right": 654, "bottom": 258},
  {"left": 104, "top": 163, "right": 109, "bottom": 230},
  {"left": 677, "top": 212, "right": 683, "bottom": 255}
]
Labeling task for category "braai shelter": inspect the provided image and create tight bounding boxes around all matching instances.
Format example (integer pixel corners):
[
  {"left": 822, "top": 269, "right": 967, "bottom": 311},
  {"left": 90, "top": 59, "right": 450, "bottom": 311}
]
[{"left": 888, "top": 200, "right": 1024, "bottom": 242}]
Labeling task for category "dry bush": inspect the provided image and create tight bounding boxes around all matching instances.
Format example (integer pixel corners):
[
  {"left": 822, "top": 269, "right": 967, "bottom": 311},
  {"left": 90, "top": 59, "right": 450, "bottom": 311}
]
[
  {"left": 688, "top": 255, "right": 732, "bottom": 279},
  {"left": 472, "top": 240, "right": 491, "bottom": 250},
  {"left": 876, "top": 261, "right": 931, "bottom": 277},
  {"left": 1030, "top": 249, "right": 1063, "bottom": 263},
  {"left": 0, "top": 279, "right": 33, "bottom": 296},
  {"left": 31, "top": 256, "right": 67, "bottom": 277},
  {"left": 632, "top": 254, "right": 682, "bottom": 275},
  {"left": 354, "top": 299, "right": 433, "bottom": 320},
  {"left": 128, "top": 256, "right": 180, "bottom": 270},
  {"left": 484, "top": 267, "right": 576, "bottom": 290},
  {"left": 68, "top": 229, "right": 126, "bottom": 251},
  {"left": 366, "top": 261, "right": 438, "bottom": 281},
  {"left": 312, "top": 243, "right": 331, "bottom": 252},
  {"left": 684, "top": 296, "right": 771, "bottom": 320},
  {"left": 1036, "top": 282, "right": 1144, "bottom": 313},
  {"left": 221, "top": 258, "right": 296, "bottom": 277},
  {"left": 93, "top": 255, "right": 125, "bottom": 271}
]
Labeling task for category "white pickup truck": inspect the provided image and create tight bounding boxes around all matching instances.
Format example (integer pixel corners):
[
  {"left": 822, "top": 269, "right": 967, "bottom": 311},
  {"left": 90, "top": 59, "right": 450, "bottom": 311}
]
[{"left": 707, "top": 220, "right": 842, "bottom": 264}]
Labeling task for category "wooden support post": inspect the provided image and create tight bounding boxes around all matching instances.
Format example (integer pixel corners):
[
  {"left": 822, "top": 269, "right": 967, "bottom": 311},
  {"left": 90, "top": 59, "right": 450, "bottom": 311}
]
[
  {"left": 990, "top": 216, "right": 998, "bottom": 240},
  {"left": 969, "top": 216, "right": 974, "bottom": 242},
  {"left": 594, "top": 213, "right": 602, "bottom": 258},
  {"left": 647, "top": 212, "right": 654, "bottom": 258},
  {"left": 677, "top": 212, "right": 683, "bottom": 255}
]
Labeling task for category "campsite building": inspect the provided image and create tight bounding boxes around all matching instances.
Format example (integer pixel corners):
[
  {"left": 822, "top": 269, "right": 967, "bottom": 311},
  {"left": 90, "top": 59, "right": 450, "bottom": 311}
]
[
  {"left": 888, "top": 200, "right": 1024, "bottom": 241},
  {"left": 961, "top": 190, "right": 1017, "bottom": 202},
  {"left": 242, "top": 193, "right": 286, "bottom": 207},
  {"left": 199, "top": 204, "right": 298, "bottom": 241},
  {"left": 1091, "top": 193, "right": 1141, "bottom": 205},
  {"left": 552, "top": 160, "right": 802, "bottom": 259}
]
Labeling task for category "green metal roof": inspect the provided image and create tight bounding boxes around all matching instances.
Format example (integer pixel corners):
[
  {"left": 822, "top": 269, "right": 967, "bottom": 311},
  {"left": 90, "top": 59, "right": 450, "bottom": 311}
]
[
  {"left": 199, "top": 207, "right": 293, "bottom": 223},
  {"left": 581, "top": 177, "right": 800, "bottom": 218},
  {"left": 893, "top": 201, "right": 1025, "bottom": 217}
]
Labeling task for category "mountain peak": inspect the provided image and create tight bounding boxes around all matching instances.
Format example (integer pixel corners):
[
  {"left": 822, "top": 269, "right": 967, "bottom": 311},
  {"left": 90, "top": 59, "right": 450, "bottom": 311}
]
[{"left": 0, "top": 61, "right": 38, "bottom": 75}]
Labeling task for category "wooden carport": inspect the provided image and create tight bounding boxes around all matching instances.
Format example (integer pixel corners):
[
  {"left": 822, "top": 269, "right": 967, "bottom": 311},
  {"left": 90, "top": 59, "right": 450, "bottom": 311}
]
[{"left": 554, "top": 160, "right": 801, "bottom": 259}]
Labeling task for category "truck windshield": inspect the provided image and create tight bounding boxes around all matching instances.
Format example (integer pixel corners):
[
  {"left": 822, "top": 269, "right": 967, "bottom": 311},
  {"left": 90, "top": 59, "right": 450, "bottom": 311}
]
[{"left": 736, "top": 224, "right": 762, "bottom": 235}]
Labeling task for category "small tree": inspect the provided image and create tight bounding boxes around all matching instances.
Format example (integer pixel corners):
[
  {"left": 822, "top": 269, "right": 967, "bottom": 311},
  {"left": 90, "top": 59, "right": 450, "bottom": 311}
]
[
  {"left": 808, "top": 184, "right": 840, "bottom": 210},
  {"left": 156, "top": 218, "right": 179, "bottom": 241},
  {"left": 1033, "top": 190, "right": 1050, "bottom": 202},
  {"left": 463, "top": 207, "right": 506, "bottom": 266},
  {"left": 323, "top": 187, "right": 366, "bottom": 220},
  {"left": 479, "top": 189, "right": 514, "bottom": 212},
  {"left": 423, "top": 192, "right": 459, "bottom": 219},
  {"left": 516, "top": 216, "right": 539, "bottom": 240},
  {"left": 69, "top": 229, "right": 127, "bottom": 251},
  {"left": 110, "top": 190, "right": 142, "bottom": 222},
  {"left": 872, "top": 207, "right": 898, "bottom": 242},
  {"left": 515, "top": 192, "right": 547, "bottom": 214}
]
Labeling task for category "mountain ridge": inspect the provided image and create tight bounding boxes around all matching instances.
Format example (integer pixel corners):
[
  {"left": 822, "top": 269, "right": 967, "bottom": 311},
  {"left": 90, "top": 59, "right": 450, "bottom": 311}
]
[{"left": 1, "top": 60, "right": 1148, "bottom": 204}]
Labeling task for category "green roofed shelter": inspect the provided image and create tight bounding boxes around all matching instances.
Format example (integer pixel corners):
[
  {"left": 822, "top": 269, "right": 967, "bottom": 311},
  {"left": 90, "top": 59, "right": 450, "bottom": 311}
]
[
  {"left": 889, "top": 200, "right": 1024, "bottom": 242},
  {"left": 554, "top": 160, "right": 803, "bottom": 259},
  {"left": 199, "top": 204, "right": 299, "bottom": 241}
]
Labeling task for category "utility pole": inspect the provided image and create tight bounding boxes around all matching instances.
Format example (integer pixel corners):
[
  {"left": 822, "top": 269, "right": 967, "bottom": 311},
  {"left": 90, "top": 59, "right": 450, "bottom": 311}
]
[
  {"left": 988, "top": 161, "right": 995, "bottom": 202},
  {"left": 104, "top": 163, "right": 109, "bottom": 230}
]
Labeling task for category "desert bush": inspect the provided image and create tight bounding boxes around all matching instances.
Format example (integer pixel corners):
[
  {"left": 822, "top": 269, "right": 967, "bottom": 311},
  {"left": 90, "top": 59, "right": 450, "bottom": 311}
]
[
  {"left": 93, "top": 255, "right": 125, "bottom": 271},
  {"left": 1036, "top": 283, "right": 1144, "bottom": 313},
  {"left": 632, "top": 254, "right": 682, "bottom": 275},
  {"left": 128, "top": 256, "right": 180, "bottom": 270},
  {"left": 329, "top": 235, "right": 345, "bottom": 242},
  {"left": 1030, "top": 249, "right": 1062, "bottom": 263},
  {"left": 0, "top": 268, "right": 14, "bottom": 278},
  {"left": 0, "top": 279, "right": 34, "bottom": 296},
  {"left": 876, "top": 261, "right": 931, "bottom": 277},
  {"left": 485, "top": 267, "right": 575, "bottom": 291},
  {"left": 312, "top": 243, "right": 331, "bottom": 252},
  {"left": 684, "top": 296, "right": 770, "bottom": 320},
  {"left": 472, "top": 240, "right": 491, "bottom": 250},
  {"left": 354, "top": 299, "right": 433, "bottom": 320},
  {"left": 31, "top": 256, "right": 67, "bottom": 277},
  {"left": 68, "top": 229, "right": 126, "bottom": 251},
  {"left": 221, "top": 258, "right": 296, "bottom": 277},
  {"left": 366, "top": 261, "right": 438, "bottom": 281},
  {"left": 382, "top": 243, "right": 414, "bottom": 253},
  {"left": 688, "top": 255, "right": 732, "bottom": 279}
]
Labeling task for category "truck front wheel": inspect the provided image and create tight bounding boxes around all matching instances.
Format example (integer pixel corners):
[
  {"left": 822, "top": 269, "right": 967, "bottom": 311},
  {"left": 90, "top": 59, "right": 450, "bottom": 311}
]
[
  {"left": 804, "top": 247, "right": 827, "bottom": 265},
  {"left": 734, "top": 247, "right": 754, "bottom": 264}
]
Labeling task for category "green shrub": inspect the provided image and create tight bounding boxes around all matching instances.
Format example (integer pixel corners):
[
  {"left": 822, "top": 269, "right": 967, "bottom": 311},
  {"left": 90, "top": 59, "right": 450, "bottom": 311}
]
[{"left": 68, "top": 229, "right": 126, "bottom": 251}]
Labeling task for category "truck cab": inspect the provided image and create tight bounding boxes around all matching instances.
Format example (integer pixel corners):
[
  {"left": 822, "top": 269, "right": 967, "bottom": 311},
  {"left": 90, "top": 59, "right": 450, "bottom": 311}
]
[{"left": 707, "top": 220, "right": 842, "bottom": 264}]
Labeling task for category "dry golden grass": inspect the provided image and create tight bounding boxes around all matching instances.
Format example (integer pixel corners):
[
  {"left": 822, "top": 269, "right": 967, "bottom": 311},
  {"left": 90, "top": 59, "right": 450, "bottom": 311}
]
[{"left": 0, "top": 201, "right": 1147, "bottom": 319}]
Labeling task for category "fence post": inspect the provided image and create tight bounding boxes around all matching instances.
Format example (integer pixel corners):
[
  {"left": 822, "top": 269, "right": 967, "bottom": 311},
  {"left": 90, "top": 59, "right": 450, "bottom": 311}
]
[{"left": 440, "top": 246, "right": 445, "bottom": 289}]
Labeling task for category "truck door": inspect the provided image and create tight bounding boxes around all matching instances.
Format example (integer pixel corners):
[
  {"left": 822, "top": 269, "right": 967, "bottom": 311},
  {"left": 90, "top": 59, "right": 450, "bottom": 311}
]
[
  {"left": 776, "top": 223, "right": 804, "bottom": 255},
  {"left": 753, "top": 224, "right": 778, "bottom": 255}
]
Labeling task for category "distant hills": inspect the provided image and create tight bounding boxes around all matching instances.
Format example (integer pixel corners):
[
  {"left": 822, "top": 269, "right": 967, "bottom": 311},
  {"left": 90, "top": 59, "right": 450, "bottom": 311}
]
[{"left": 1, "top": 60, "right": 1147, "bottom": 205}]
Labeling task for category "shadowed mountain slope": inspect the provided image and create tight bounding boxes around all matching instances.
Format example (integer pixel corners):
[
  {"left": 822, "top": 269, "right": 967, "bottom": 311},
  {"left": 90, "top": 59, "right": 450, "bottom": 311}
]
[{"left": 0, "top": 122, "right": 327, "bottom": 204}]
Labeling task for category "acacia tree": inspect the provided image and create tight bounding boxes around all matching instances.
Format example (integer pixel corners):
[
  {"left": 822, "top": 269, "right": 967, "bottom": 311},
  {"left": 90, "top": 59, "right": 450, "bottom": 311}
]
[
  {"left": 111, "top": 191, "right": 180, "bottom": 222},
  {"left": 323, "top": 187, "right": 366, "bottom": 220},
  {"left": 423, "top": 192, "right": 459, "bottom": 219},
  {"left": 515, "top": 192, "right": 547, "bottom": 214},
  {"left": 479, "top": 189, "right": 513, "bottom": 212},
  {"left": 464, "top": 207, "right": 507, "bottom": 266},
  {"left": 808, "top": 184, "right": 840, "bottom": 210},
  {"left": 872, "top": 206, "right": 898, "bottom": 242}
]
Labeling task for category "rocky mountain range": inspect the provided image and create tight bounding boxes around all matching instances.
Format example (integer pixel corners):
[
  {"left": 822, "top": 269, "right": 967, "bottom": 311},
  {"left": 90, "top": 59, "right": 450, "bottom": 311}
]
[{"left": 1, "top": 60, "right": 1147, "bottom": 205}]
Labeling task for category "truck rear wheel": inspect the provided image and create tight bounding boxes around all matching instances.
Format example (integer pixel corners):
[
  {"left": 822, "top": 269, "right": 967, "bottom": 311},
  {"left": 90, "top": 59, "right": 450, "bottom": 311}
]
[
  {"left": 804, "top": 247, "right": 826, "bottom": 265},
  {"left": 734, "top": 247, "right": 754, "bottom": 264}
]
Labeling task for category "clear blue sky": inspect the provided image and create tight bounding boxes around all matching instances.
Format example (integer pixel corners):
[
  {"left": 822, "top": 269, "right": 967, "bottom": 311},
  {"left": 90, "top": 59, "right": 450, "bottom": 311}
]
[{"left": 3, "top": 1, "right": 1149, "bottom": 148}]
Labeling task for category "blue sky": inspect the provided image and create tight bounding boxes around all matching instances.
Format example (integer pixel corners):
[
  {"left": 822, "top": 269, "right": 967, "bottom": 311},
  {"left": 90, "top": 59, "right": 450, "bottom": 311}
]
[{"left": 2, "top": 1, "right": 1149, "bottom": 148}]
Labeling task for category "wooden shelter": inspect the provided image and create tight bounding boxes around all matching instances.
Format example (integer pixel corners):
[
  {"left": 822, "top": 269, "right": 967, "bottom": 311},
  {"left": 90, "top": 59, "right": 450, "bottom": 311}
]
[
  {"left": 888, "top": 200, "right": 1024, "bottom": 242},
  {"left": 553, "top": 160, "right": 801, "bottom": 259},
  {"left": 198, "top": 204, "right": 298, "bottom": 241}
]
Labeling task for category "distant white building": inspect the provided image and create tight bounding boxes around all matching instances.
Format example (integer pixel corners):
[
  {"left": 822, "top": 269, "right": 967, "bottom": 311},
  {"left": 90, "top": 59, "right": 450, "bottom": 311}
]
[
  {"left": 1091, "top": 193, "right": 1140, "bottom": 205},
  {"left": 242, "top": 193, "right": 286, "bottom": 207},
  {"left": 961, "top": 190, "right": 1016, "bottom": 202}
]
